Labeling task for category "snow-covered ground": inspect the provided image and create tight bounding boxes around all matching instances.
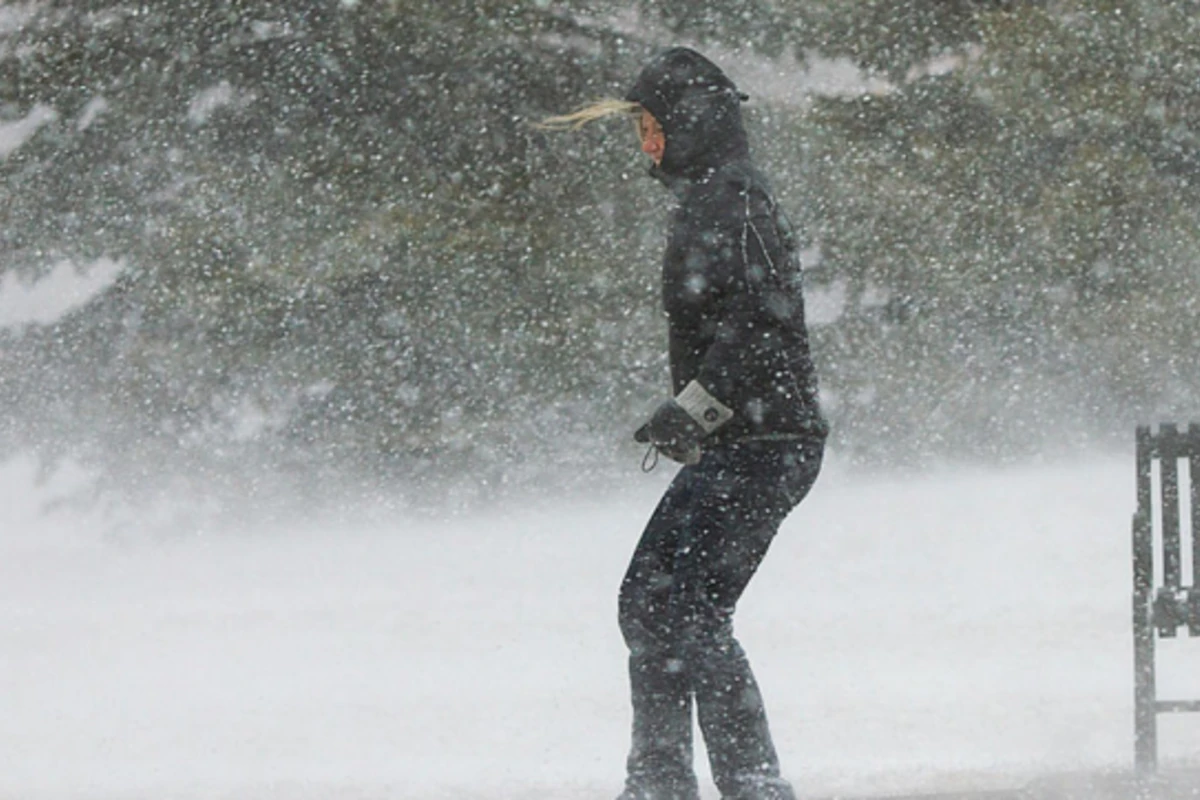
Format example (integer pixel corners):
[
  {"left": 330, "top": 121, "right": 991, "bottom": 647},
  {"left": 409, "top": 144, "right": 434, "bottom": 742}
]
[{"left": 3, "top": 451, "right": 1199, "bottom": 799}]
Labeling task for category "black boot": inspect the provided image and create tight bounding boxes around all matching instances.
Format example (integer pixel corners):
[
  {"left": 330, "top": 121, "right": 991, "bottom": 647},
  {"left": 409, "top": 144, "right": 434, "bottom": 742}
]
[
  {"left": 619, "top": 654, "right": 701, "bottom": 800},
  {"left": 717, "top": 775, "right": 797, "bottom": 800},
  {"left": 616, "top": 775, "right": 701, "bottom": 800}
]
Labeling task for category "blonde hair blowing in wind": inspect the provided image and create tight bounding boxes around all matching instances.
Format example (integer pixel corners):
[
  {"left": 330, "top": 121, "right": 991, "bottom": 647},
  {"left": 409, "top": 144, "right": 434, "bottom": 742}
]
[{"left": 535, "top": 98, "right": 641, "bottom": 130}]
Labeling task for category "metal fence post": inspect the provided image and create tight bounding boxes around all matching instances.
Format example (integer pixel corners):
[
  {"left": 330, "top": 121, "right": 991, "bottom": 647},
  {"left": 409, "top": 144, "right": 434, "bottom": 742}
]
[{"left": 1133, "top": 424, "right": 1156, "bottom": 776}]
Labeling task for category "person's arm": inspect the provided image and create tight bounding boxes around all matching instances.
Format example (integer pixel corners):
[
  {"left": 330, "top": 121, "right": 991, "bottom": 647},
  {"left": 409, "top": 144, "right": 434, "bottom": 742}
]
[
  {"left": 636, "top": 186, "right": 793, "bottom": 457},
  {"left": 691, "top": 186, "right": 795, "bottom": 425}
]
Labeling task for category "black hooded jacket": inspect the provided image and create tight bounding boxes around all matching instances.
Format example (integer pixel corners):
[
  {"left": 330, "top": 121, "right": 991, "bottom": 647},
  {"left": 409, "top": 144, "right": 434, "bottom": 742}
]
[{"left": 626, "top": 48, "right": 827, "bottom": 446}]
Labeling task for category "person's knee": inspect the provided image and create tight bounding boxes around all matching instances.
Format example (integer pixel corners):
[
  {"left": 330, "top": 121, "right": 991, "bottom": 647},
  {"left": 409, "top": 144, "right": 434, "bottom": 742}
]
[
  {"left": 619, "top": 579, "right": 667, "bottom": 654},
  {"left": 676, "top": 612, "right": 738, "bottom": 666}
]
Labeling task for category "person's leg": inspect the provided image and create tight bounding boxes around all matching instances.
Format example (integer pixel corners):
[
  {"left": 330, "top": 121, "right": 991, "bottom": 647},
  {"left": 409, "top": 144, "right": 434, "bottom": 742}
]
[
  {"left": 672, "top": 440, "right": 822, "bottom": 800},
  {"left": 618, "top": 467, "right": 706, "bottom": 800}
]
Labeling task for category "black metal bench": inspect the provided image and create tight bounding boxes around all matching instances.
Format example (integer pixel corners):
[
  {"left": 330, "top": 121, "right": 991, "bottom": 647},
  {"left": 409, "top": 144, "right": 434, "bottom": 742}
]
[{"left": 1133, "top": 422, "right": 1200, "bottom": 775}]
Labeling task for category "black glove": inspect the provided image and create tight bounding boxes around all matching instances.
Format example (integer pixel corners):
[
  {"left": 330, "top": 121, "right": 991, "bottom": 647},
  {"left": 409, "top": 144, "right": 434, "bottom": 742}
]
[{"left": 634, "top": 400, "right": 704, "bottom": 465}]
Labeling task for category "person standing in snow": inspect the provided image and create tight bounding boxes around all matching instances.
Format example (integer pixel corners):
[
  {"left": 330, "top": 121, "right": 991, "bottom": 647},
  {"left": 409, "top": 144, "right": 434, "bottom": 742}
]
[{"left": 541, "top": 48, "right": 826, "bottom": 800}]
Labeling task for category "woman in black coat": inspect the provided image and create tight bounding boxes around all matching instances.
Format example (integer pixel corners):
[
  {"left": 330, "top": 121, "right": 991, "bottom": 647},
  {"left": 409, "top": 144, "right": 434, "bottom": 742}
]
[{"left": 544, "top": 48, "right": 826, "bottom": 800}]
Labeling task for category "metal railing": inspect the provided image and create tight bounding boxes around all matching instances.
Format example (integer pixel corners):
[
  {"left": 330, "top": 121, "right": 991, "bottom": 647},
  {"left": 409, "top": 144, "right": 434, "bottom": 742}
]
[{"left": 1133, "top": 422, "right": 1200, "bottom": 775}]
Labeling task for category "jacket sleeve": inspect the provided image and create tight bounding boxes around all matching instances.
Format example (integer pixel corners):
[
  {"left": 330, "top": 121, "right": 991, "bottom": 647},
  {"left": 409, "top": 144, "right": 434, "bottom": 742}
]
[{"left": 691, "top": 184, "right": 800, "bottom": 424}]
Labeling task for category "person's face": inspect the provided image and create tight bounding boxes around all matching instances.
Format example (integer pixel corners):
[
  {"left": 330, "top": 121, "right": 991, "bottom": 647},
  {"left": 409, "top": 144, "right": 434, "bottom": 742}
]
[{"left": 636, "top": 109, "right": 665, "bottom": 165}]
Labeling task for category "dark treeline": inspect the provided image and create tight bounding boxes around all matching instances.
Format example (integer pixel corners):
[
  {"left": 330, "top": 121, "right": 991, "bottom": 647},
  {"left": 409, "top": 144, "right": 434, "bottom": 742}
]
[{"left": 2, "top": 1, "right": 1199, "bottom": 519}]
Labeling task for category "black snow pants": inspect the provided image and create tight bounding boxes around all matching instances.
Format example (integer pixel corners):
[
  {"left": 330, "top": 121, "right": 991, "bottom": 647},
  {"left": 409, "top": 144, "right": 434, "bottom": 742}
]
[{"left": 618, "top": 438, "right": 822, "bottom": 800}]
